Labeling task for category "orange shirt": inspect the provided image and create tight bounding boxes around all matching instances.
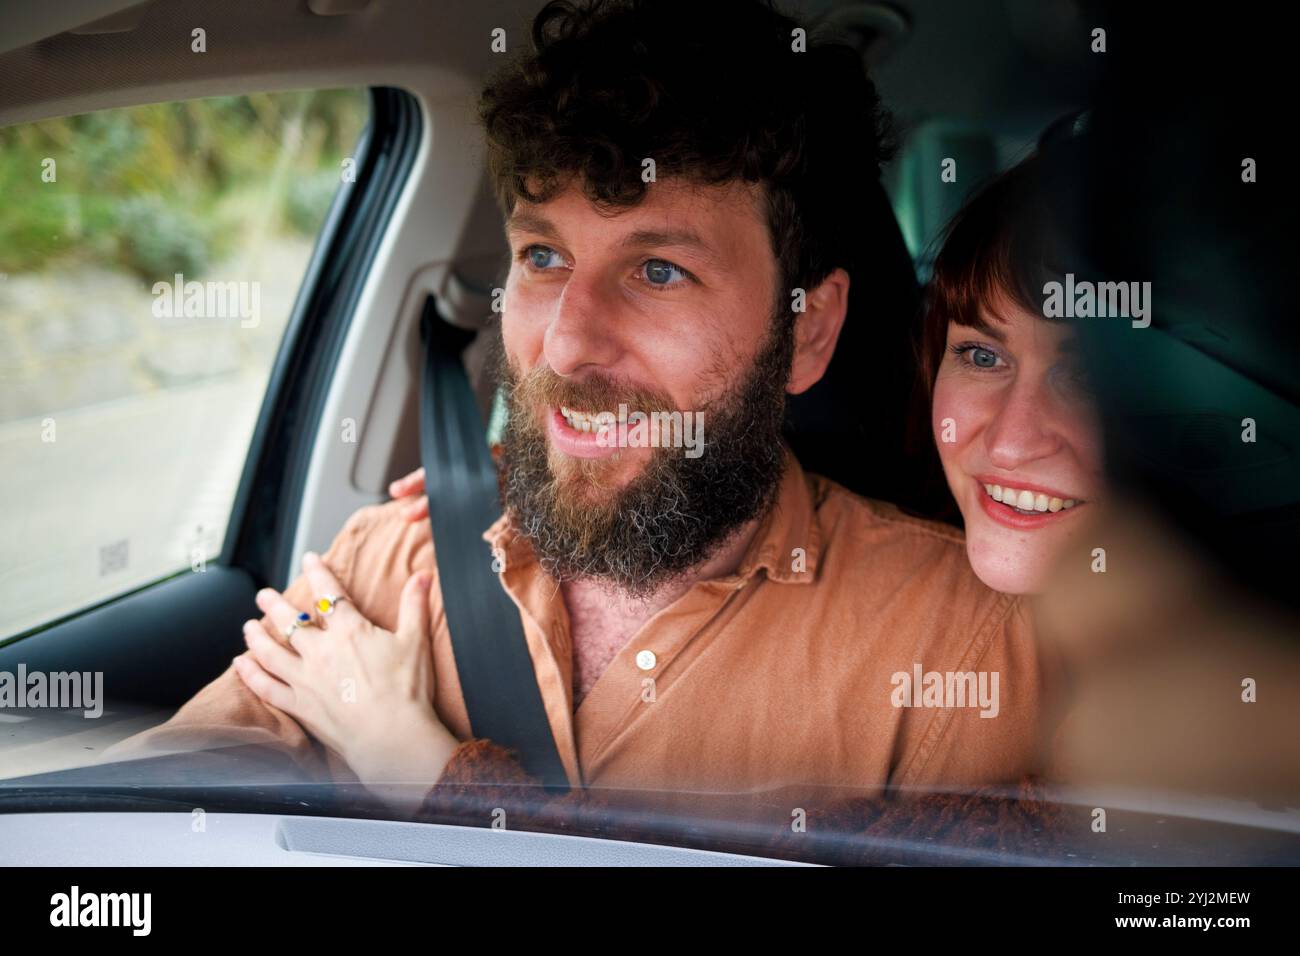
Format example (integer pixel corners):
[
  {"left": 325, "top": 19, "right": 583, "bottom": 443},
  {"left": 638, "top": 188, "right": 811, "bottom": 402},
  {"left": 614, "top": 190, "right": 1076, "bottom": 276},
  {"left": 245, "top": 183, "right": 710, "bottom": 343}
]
[{"left": 102, "top": 450, "right": 1049, "bottom": 794}]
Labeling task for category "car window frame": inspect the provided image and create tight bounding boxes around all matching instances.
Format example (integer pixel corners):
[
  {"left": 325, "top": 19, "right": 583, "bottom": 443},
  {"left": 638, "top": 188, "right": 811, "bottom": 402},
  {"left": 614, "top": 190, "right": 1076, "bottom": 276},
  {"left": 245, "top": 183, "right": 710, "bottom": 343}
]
[
  {"left": 222, "top": 86, "right": 423, "bottom": 593},
  {"left": 0, "top": 85, "right": 418, "bottom": 645}
]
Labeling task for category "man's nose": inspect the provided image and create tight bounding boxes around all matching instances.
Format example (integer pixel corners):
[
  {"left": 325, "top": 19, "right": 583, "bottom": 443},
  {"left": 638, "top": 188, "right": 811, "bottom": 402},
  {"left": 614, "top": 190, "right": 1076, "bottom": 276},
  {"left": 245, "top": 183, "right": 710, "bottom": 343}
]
[
  {"left": 542, "top": 270, "right": 622, "bottom": 377},
  {"left": 984, "top": 376, "right": 1064, "bottom": 471}
]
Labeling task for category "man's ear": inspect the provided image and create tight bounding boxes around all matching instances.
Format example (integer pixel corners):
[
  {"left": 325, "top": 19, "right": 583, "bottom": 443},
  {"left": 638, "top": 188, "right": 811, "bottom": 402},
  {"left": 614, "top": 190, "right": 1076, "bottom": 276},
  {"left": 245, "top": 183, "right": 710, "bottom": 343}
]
[{"left": 787, "top": 267, "right": 850, "bottom": 395}]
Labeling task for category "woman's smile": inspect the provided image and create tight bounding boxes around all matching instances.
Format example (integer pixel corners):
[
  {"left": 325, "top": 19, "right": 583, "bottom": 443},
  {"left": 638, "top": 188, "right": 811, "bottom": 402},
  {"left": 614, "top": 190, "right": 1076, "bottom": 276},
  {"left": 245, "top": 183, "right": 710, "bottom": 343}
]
[{"left": 973, "top": 475, "right": 1088, "bottom": 530}]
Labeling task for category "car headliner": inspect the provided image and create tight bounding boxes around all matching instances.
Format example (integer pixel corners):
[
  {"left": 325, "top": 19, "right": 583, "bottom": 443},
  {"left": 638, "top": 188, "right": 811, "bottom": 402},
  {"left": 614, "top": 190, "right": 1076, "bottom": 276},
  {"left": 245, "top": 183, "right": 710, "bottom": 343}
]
[{"left": 0, "top": 0, "right": 1087, "bottom": 135}]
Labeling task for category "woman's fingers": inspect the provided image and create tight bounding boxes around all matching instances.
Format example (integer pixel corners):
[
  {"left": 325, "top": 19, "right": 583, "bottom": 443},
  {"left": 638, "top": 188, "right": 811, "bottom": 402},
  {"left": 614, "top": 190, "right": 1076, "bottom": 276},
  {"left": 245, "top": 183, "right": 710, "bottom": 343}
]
[
  {"left": 254, "top": 587, "right": 313, "bottom": 639},
  {"left": 401, "top": 497, "right": 429, "bottom": 524},
  {"left": 390, "top": 468, "right": 429, "bottom": 523},
  {"left": 301, "top": 552, "right": 363, "bottom": 628},
  {"left": 232, "top": 652, "right": 297, "bottom": 714},
  {"left": 395, "top": 571, "right": 433, "bottom": 643},
  {"left": 243, "top": 619, "right": 302, "bottom": 682},
  {"left": 388, "top": 467, "right": 425, "bottom": 500}
]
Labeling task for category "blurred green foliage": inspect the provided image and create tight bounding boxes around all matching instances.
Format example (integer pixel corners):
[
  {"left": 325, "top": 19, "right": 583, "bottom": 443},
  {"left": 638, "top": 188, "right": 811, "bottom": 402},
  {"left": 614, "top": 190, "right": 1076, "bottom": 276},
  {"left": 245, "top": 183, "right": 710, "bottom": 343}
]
[{"left": 0, "top": 88, "right": 368, "bottom": 280}]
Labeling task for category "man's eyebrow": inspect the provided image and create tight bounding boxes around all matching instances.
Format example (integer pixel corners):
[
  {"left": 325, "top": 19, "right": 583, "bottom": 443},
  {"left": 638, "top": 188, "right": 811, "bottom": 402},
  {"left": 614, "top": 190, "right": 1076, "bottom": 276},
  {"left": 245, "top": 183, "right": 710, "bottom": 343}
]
[
  {"left": 505, "top": 210, "right": 561, "bottom": 241},
  {"left": 506, "top": 212, "right": 720, "bottom": 262},
  {"left": 620, "top": 228, "right": 720, "bottom": 263}
]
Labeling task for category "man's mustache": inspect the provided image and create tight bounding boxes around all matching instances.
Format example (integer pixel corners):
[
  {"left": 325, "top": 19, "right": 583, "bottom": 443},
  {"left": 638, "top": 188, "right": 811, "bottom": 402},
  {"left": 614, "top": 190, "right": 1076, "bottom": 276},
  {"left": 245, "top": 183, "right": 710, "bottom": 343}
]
[{"left": 508, "top": 365, "right": 677, "bottom": 419}]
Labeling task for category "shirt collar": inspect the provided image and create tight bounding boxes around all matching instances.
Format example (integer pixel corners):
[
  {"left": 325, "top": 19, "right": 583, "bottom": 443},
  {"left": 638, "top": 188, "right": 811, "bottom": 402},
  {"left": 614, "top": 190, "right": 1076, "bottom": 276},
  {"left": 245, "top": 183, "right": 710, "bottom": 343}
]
[
  {"left": 482, "top": 445, "right": 822, "bottom": 586},
  {"left": 729, "top": 447, "right": 822, "bottom": 585}
]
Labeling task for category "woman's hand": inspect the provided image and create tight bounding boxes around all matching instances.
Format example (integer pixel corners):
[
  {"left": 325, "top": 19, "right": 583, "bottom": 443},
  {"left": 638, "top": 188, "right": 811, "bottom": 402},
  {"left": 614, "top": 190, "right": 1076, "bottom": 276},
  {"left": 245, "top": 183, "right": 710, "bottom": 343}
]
[
  {"left": 388, "top": 468, "right": 429, "bottom": 524},
  {"left": 233, "top": 551, "right": 459, "bottom": 812}
]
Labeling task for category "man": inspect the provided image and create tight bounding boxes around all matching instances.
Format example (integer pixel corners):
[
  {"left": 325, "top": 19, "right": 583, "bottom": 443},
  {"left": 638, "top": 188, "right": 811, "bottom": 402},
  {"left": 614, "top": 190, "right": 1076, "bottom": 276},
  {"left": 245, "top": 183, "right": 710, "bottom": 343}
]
[{"left": 102, "top": 0, "right": 1047, "bottom": 806}]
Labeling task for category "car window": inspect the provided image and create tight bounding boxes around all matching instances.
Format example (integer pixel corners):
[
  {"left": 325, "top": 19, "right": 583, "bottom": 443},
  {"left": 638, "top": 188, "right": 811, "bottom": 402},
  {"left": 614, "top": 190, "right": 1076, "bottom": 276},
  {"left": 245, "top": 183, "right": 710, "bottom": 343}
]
[{"left": 0, "top": 89, "right": 369, "bottom": 642}]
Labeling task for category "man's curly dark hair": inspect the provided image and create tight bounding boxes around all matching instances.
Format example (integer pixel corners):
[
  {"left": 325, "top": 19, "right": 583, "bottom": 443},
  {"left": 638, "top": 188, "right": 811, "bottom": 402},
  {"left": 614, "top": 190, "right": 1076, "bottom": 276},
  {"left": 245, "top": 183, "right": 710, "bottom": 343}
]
[{"left": 479, "top": 0, "right": 894, "bottom": 315}]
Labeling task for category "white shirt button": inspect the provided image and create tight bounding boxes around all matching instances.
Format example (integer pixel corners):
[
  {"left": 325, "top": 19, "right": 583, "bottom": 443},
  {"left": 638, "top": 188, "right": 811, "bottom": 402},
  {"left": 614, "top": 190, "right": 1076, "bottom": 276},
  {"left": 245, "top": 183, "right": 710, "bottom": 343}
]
[{"left": 635, "top": 650, "right": 657, "bottom": 671}]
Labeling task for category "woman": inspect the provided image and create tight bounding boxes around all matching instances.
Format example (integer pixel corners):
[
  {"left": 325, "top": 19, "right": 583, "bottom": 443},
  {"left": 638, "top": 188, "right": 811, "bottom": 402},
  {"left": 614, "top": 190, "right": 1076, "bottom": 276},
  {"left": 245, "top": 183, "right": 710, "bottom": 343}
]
[{"left": 920, "top": 150, "right": 1105, "bottom": 596}]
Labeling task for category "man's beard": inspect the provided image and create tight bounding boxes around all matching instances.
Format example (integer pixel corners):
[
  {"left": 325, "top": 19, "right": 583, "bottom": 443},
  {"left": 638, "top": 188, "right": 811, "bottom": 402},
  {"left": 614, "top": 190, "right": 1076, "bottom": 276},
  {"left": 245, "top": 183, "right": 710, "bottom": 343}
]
[{"left": 497, "top": 317, "right": 794, "bottom": 599}]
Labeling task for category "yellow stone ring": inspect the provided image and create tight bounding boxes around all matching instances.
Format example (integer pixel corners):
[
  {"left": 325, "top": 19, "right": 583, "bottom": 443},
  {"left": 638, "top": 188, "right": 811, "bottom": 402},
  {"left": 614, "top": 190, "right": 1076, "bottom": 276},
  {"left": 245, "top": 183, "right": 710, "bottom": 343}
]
[{"left": 315, "top": 594, "right": 346, "bottom": 617}]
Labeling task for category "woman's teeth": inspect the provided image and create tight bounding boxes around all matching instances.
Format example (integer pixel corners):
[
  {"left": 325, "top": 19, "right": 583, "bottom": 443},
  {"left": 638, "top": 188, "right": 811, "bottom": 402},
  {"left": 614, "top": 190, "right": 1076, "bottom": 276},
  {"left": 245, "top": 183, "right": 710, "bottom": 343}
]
[{"left": 983, "top": 483, "right": 1080, "bottom": 513}]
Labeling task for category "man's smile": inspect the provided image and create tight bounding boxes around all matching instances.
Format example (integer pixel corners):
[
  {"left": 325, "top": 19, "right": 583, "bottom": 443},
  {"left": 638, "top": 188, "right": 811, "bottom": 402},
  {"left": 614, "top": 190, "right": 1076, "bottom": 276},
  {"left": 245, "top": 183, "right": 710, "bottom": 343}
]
[{"left": 547, "top": 405, "right": 622, "bottom": 460}]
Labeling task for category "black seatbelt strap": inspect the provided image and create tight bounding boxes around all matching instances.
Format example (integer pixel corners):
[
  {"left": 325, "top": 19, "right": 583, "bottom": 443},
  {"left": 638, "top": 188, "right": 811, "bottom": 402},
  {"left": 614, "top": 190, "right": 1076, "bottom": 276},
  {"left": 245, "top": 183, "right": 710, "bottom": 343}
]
[{"left": 417, "top": 297, "right": 569, "bottom": 790}]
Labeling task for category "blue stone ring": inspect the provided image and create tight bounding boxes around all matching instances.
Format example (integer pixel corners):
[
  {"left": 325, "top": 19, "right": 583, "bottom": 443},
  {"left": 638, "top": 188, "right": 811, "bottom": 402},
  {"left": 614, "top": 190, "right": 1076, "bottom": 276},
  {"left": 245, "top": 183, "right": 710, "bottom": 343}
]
[{"left": 283, "top": 611, "right": 313, "bottom": 640}]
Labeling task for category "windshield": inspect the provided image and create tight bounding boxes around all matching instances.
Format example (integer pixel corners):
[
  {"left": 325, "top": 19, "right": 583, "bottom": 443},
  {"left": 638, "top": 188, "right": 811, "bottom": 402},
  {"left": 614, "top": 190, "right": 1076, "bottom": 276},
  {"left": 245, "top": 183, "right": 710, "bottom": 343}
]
[{"left": 1, "top": 0, "right": 1296, "bottom": 881}]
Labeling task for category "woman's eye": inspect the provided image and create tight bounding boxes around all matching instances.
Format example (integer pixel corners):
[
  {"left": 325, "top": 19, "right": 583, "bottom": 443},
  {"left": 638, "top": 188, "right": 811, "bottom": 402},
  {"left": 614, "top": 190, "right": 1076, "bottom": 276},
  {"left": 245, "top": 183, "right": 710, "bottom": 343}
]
[
  {"left": 640, "top": 258, "right": 689, "bottom": 287},
  {"left": 523, "top": 245, "right": 563, "bottom": 270},
  {"left": 952, "top": 344, "right": 1001, "bottom": 368},
  {"left": 949, "top": 342, "right": 1006, "bottom": 371}
]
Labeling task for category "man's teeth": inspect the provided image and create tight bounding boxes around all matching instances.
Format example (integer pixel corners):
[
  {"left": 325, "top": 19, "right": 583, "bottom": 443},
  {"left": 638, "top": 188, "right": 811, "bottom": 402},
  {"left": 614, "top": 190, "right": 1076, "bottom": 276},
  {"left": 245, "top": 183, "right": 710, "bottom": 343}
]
[
  {"left": 560, "top": 406, "right": 612, "bottom": 433},
  {"left": 982, "top": 483, "right": 1080, "bottom": 513}
]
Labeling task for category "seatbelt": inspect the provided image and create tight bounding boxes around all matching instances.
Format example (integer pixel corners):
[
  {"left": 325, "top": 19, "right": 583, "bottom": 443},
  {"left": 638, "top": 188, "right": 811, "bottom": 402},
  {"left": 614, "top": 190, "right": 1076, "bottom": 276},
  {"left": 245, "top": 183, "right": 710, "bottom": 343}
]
[{"left": 417, "top": 296, "right": 570, "bottom": 790}]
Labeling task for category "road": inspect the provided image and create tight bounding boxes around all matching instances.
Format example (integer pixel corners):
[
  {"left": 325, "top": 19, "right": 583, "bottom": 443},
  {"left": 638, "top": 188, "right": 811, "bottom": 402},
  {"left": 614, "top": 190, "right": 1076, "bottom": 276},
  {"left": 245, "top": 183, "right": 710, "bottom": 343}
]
[{"left": 0, "top": 376, "right": 265, "bottom": 640}]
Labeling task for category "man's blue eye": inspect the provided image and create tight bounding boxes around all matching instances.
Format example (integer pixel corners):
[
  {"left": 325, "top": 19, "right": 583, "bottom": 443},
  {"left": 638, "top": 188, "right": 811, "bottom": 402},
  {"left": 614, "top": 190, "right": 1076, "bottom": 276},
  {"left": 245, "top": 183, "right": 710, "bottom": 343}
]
[
  {"left": 643, "top": 259, "right": 686, "bottom": 286},
  {"left": 527, "top": 246, "right": 561, "bottom": 269}
]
